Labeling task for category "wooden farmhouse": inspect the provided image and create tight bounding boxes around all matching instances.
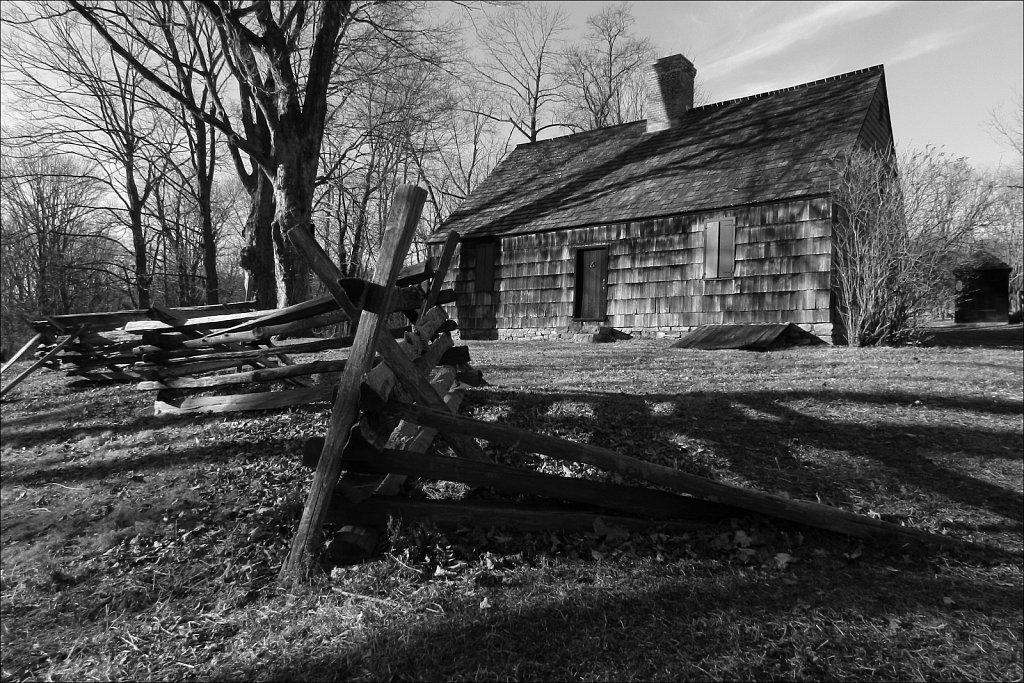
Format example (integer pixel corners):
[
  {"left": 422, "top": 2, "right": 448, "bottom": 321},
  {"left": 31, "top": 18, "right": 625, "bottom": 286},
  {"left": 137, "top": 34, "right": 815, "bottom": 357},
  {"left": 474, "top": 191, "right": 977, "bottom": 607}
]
[{"left": 428, "top": 55, "right": 895, "bottom": 344}]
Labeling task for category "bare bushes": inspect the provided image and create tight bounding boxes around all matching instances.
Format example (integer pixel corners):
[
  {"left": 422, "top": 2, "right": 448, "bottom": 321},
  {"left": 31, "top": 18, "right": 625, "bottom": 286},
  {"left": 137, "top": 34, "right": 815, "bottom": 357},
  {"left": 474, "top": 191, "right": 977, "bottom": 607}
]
[{"left": 830, "top": 147, "right": 997, "bottom": 346}]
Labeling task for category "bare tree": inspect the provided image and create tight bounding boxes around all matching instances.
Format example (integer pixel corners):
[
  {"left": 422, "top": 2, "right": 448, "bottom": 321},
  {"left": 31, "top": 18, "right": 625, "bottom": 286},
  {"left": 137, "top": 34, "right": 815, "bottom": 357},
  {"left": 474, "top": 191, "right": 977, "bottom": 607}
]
[
  {"left": 983, "top": 182, "right": 1024, "bottom": 314},
  {"left": 989, "top": 90, "right": 1024, "bottom": 170},
  {"left": 469, "top": 2, "right": 569, "bottom": 143},
  {"left": 3, "top": 2, "right": 167, "bottom": 308},
  {"left": 330, "top": 52, "right": 421, "bottom": 279},
  {"left": 830, "top": 147, "right": 997, "bottom": 345},
  {"left": 0, "top": 150, "right": 123, "bottom": 355},
  {"left": 351, "top": 48, "right": 465, "bottom": 270},
  {"left": 151, "top": 1, "right": 226, "bottom": 304},
  {"left": 559, "top": 2, "right": 655, "bottom": 131},
  {"left": 311, "top": 2, "right": 470, "bottom": 277},
  {"left": 60, "top": 0, "right": 521, "bottom": 311},
  {"left": 69, "top": 0, "right": 357, "bottom": 308},
  {"left": 983, "top": 91, "right": 1024, "bottom": 311},
  {"left": 395, "top": 77, "right": 510, "bottom": 267},
  {"left": 149, "top": 158, "right": 210, "bottom": 306},
  {"left": 209, "top": 172, "right": 253, "bottom": 304}
]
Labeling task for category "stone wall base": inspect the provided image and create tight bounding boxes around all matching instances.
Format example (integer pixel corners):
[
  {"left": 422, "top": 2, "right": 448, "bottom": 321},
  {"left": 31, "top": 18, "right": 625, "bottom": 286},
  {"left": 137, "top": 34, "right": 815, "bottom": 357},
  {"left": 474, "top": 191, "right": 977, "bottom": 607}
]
[{"left": 456, "top": 322, "right": 834, "bottom": 345}]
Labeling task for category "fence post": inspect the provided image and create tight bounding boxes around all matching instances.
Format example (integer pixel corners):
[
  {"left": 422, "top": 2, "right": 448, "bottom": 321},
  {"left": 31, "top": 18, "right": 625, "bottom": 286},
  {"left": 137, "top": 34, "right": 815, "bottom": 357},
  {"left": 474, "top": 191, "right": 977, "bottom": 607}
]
[{"left": 277, "top": 184, "right": 425, "bottom": 584}]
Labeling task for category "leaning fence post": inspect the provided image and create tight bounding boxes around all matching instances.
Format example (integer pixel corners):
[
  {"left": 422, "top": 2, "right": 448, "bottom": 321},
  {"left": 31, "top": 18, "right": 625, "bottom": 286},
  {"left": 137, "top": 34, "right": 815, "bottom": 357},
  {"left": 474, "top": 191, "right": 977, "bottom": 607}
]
[
  {"left": 278, "top": 184, "right": 426, "bottom": 585},
  {"left": 1, "top": 333, "right": 44, "bottom": 376},
  {"left": 0, "top": 329, "right": 82, "bottom": 399}
]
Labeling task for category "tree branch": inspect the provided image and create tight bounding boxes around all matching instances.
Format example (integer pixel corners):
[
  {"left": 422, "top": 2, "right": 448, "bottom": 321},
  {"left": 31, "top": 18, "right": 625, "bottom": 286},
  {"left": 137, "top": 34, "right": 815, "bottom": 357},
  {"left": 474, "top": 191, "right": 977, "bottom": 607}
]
[{"left": 65, "top": 0, "right": 272, "bottom": 170}]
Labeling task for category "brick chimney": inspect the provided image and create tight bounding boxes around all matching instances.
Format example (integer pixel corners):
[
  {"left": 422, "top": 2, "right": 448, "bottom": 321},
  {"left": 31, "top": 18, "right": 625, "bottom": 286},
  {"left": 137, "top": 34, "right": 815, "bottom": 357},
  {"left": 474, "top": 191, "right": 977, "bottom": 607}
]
[{"left": 645, "top": 54, "right": 697, "bottom": 133}]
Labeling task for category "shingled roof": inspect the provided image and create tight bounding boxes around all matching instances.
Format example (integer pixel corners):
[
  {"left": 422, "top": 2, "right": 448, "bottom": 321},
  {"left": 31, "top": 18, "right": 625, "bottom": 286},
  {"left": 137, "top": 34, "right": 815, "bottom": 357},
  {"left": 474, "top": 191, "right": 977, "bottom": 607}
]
[{"left": 431, "top": 65, "right": 888, "bottom": 243}]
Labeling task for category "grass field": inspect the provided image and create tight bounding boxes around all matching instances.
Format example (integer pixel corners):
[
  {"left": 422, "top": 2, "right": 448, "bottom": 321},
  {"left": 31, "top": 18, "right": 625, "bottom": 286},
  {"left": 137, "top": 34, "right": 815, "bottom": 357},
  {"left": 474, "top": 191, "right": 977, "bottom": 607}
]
[{"left": 1, "top": 337, "right": 1022, "bottom": 681}]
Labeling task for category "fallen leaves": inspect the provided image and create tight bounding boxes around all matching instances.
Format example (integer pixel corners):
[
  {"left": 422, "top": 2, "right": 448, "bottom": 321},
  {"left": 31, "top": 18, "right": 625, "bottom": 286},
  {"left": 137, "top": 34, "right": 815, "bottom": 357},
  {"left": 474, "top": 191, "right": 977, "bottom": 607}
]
[
  {"left": 592, "top": 517, "right": 630, "bottom": 543},
  {"left": 1, "top": 338, "right": 1021, "bottom": 682},
  {"left": 774, "top": 552, "right": 797, "bottom": 570}
]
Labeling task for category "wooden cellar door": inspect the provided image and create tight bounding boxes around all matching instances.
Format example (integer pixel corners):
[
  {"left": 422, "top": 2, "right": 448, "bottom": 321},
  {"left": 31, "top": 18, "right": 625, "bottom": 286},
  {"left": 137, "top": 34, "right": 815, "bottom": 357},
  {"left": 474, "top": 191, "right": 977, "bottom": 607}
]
[{"left": 575, "top": 246, "right": 608, "bottom": 321}]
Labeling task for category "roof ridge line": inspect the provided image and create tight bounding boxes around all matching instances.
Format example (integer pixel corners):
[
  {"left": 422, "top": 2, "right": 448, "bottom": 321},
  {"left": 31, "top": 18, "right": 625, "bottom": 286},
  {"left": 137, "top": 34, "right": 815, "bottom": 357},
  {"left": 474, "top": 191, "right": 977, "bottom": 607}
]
[
  {"left": 518, "top": 65, "right": 885, "bottom": 146},
  {"left": 516, "top": 120, "right": 644, "bottom": 148},
  {"left": 692, "top": 64, "right": 885, "bottom": 112}
]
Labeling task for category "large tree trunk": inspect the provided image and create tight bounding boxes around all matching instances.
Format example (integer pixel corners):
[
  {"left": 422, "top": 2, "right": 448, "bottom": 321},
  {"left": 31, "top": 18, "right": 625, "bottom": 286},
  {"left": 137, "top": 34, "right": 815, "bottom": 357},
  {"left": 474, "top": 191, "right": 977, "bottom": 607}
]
[
  {"left": 241, "top": 155, "right": 314, "bottom": 309},
  {"left": 271, "top": 136, "right": 315, "bottom": 307},
  {"left": 129, "top": 210, "right": 151, "bottom": 309},
  {"left": 272, "top": 222, "right": 312, "bottom": 306},
  {"left": 36, "top": 229, "right": 52, "bottom": 315},
  {"left": 240, "top": 172, "right": 278, "bottom": 309},
  {"left": 349, "top": 182, "right": 372, "bottom": 278},
  {"left": 197, "top": 116, "right": 220, "bottom": 305},
  {"left": 199, "top": 198, "right": 219, "bottom": 305},
  {"left": 125, "top": 161, "right": 151, "bottom": 309}
]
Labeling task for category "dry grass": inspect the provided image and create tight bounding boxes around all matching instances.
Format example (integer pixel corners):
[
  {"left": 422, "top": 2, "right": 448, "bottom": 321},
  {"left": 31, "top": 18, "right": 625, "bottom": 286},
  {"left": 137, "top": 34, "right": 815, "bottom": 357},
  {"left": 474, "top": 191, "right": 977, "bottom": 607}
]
[{"left": 1, "top": 338, "right": 1021, "bottom": 681}]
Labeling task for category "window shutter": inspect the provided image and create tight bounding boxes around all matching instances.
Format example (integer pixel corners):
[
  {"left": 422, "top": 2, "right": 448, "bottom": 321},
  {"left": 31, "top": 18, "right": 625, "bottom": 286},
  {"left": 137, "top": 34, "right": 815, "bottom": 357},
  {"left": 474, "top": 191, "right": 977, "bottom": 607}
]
[
  {"left": 704, "top": 221, "right": 721, "bottom": 278},
  {"left": 474, "top": 241, "right": 495, "bottom": 292},
  {"left": 718, "top": 217, "right": 736, "bottom": 278}
]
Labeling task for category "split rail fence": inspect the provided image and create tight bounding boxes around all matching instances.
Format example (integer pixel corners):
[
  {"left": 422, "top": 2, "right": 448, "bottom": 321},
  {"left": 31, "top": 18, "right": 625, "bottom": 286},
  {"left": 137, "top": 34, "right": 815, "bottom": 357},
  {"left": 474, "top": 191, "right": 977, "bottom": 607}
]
[
  {"left": 0, "top": 261, "right": 479, "bottom": 414},
  {"left": 1, "top": 302, "right": 257, "bottom": 398},
  {"left": 130, "top": 262, "right": 477, "bottom": 417}
]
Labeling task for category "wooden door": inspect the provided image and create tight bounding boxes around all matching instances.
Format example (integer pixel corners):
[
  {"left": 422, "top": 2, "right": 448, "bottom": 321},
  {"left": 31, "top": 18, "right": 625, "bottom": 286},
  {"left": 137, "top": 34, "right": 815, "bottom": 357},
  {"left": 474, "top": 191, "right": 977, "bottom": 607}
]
[{"left": 575, "top": 247, "right": 608, "bottom": 321}]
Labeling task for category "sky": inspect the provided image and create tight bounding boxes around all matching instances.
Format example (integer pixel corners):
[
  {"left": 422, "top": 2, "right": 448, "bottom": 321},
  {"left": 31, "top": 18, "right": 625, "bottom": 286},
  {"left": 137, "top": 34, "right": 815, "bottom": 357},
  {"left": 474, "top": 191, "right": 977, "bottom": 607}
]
[
  {"left": 559, "top": 0, "right": 1023, "bottom": 172},
  {"left": 2, "top": 1, "right": 1019, "bottom": 172}
]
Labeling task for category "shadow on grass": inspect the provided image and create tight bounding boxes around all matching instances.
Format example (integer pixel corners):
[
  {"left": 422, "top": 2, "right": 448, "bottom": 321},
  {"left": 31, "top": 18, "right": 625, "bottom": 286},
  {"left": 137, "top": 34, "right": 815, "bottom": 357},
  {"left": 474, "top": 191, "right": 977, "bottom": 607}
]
[
  {"left": 466, "top": 387, "right": 1023, "bottom": 525},
  {"left": 1, "top": 396, "right": 323, "bottom": 449},
  {"left": 0, "top": 402, "right": 96, "bottom": 429},
  {"left": 0, "top": 437, "right": 301, "bottom": 487},
  {"left": 226, "top": 562, "right": 1024, "bottom": 681},
  {"left": 4, "top": 379, "right": 1018, "bottom": 527},
  {"left": 0, "top": 398, "right": 309, "bottom": 489}
]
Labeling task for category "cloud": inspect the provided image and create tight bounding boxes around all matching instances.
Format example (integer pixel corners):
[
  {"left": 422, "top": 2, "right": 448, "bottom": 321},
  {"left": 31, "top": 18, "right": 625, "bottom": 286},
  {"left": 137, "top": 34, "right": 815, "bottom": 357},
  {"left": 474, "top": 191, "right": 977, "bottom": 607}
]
[
  {"left": 886, "top": 28, "right": 966, "bottom": 65},
  {"left": 703, "top": 1, "right": 906, "bottom": 80}
]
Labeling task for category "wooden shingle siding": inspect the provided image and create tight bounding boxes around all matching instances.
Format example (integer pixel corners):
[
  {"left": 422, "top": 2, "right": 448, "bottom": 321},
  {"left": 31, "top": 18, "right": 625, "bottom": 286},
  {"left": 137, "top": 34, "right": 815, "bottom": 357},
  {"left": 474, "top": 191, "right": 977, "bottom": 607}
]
[{"left": 436, "top": 196, "right": 835, "bottom": 341}]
